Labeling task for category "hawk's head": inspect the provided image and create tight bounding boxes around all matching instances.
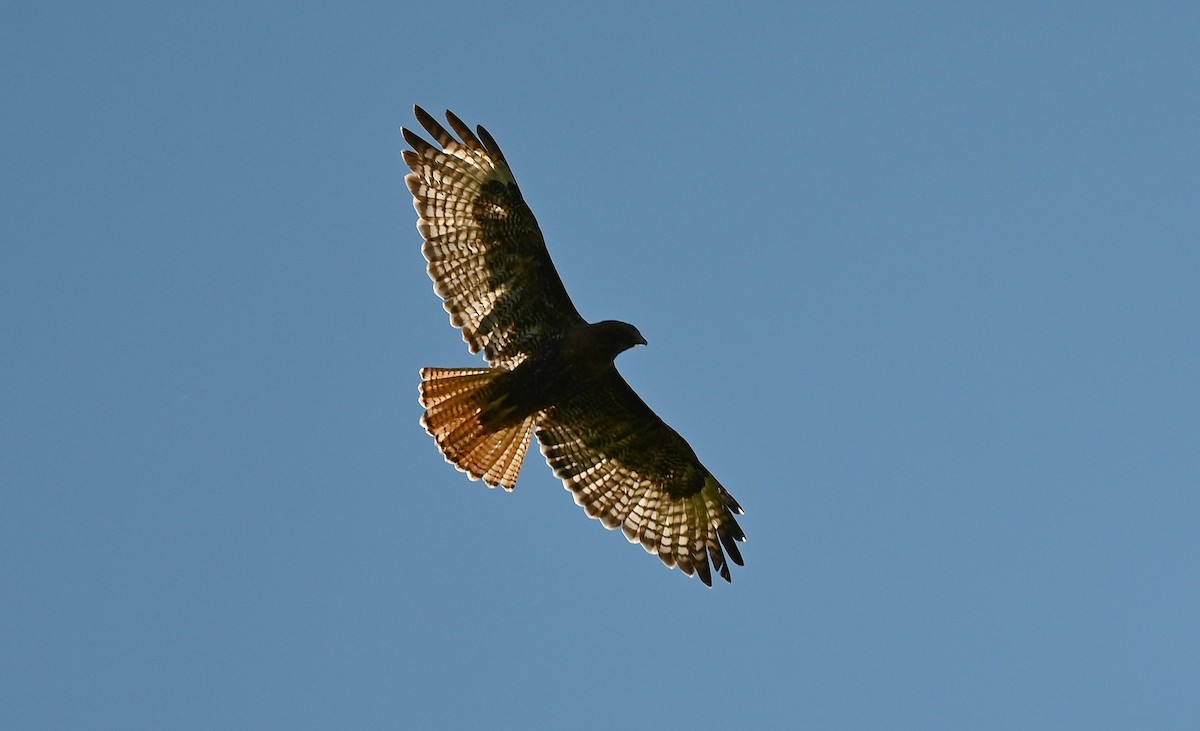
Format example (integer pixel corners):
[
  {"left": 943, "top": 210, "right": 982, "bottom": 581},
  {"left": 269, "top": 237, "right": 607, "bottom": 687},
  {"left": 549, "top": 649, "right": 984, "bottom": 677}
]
[{"left": 593, "top": 320, "right": 647, "bottom": 353}]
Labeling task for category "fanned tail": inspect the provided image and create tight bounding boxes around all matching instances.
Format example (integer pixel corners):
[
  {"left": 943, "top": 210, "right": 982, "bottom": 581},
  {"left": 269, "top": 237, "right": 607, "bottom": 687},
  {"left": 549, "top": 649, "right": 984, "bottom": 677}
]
[{"left": 418, "top": 367, "right": 535, "bottom": 490}]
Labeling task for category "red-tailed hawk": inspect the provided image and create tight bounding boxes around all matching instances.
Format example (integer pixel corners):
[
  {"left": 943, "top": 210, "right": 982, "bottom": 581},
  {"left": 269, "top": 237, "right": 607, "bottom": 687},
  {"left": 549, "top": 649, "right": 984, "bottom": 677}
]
[{"left": 403, "top": 107, "right": 746, "bottom": 585}]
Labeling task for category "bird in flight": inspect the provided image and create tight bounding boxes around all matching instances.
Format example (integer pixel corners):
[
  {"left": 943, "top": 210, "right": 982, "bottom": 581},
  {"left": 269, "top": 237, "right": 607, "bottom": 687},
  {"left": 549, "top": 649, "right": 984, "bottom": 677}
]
[{"left": 403, "top": 107, "right": 746, "bottom": 585}]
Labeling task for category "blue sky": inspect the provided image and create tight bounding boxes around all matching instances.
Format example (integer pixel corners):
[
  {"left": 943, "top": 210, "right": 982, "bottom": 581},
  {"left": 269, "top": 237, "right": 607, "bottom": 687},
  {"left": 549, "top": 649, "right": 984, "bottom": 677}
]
[{"left": 3, "top": 2, "right": 1198, "bottom": 728}]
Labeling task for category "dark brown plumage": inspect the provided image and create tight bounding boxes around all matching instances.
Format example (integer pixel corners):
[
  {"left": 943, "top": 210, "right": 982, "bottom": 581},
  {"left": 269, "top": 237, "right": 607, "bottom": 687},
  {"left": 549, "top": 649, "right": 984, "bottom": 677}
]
[{"left": 404, "top": 107, "right": 746, "bottom": 585}]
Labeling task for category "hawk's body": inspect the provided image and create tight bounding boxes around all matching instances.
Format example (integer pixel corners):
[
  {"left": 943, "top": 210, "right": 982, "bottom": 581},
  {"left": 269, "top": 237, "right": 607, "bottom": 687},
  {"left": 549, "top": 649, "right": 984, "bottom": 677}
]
[{"left": 404, "top": 107, "right": 746, "bottom": 585}]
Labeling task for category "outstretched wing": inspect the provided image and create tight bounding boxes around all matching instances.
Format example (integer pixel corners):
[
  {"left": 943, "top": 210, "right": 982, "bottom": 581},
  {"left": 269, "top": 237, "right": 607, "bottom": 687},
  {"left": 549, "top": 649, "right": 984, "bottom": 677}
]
[
  {"left": 403, "top": 106, "right": 584, "bottom": 369},
  {"left": 536, "top": 373, "right": 746, "bottom": 586}
]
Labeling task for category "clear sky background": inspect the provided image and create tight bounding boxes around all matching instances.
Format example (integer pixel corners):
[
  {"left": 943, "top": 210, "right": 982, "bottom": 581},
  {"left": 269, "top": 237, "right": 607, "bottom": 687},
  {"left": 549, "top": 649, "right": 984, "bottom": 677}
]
[{"left": 3, "top": 2, "right": 1198, "bottom": 728}]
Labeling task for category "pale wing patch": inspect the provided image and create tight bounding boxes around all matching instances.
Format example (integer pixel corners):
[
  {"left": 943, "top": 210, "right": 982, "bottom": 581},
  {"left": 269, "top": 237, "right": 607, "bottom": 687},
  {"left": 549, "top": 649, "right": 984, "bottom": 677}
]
[
  {"left": 403, "top": 107, "right": 583, "bottom": 368},
  {"left": 537, "top": 419, "right": 746, "bottom": 586}
]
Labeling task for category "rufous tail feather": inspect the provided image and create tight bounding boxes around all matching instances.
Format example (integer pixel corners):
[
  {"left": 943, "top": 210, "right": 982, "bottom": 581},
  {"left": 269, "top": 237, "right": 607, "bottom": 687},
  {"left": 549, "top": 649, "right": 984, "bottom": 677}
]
[{"left": 418, "top": 367, "right": 535, "bottom": 490}]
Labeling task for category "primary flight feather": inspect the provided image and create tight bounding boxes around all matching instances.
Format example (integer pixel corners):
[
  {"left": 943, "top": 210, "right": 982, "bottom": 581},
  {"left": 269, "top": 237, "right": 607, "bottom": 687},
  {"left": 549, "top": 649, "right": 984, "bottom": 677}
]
[{"left": 403, "top": 106, "right": 746, "bottom": 585}]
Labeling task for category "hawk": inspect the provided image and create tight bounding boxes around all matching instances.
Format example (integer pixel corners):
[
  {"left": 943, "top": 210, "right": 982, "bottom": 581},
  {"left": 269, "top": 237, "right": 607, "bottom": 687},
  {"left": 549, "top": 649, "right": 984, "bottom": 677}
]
[{"left": 403, "top": 107, "right": 746, "bottom": 585}]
